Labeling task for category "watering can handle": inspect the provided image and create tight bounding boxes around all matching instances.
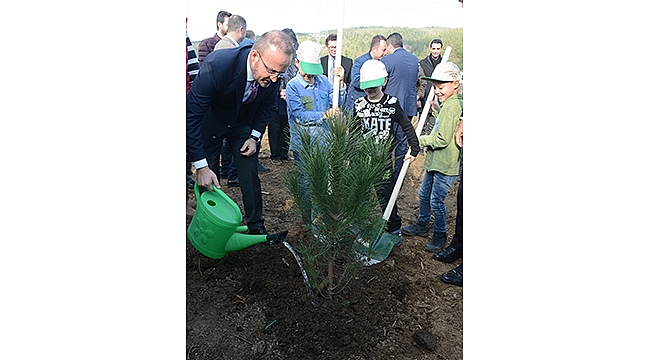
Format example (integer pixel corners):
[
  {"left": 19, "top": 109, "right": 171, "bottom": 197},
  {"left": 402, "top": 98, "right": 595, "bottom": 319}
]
[{"left": 193, "top": 182, "right": 221, "bottom": 198}]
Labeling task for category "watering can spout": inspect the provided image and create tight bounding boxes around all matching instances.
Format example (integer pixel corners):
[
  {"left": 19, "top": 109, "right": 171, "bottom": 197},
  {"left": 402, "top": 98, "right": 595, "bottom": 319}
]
[
  {"left": 225, "top": 230, "right": 288, "bottom": 253},
  {"left": 225, "top": 231, "right": 268, "bottom": 253}
]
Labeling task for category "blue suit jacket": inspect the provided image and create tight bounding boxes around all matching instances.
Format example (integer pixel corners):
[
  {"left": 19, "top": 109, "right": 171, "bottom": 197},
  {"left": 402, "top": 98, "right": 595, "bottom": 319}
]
[
  {"left": 186, "top": 44, "right": 279, "bottom": 162},
  {"left": 380, "top": 47, "right": 420, "bottom": 117},
  {"left": 343, "top": 52, "right": 372, "bottom": 112}
]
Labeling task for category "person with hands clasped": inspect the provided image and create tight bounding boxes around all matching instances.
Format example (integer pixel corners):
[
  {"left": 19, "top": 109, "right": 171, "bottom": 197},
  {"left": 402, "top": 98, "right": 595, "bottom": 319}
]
[
  {"left": 286, "top": 40, "right": 346, "bottom": 154},
  {"left": 285, "top": 40, "right": 346, "bottom": 222}
]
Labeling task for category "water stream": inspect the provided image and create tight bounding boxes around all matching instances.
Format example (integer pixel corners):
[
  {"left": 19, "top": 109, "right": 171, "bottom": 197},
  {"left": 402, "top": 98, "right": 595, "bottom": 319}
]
[{"left": 282, "top": 241, "right": 314, "bottom": 298}]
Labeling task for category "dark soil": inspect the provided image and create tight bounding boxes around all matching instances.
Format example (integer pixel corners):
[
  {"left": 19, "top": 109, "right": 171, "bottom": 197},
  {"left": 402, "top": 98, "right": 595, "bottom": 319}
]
[{"left": 186, "top": 138, "right": 462, "bottom": 360}]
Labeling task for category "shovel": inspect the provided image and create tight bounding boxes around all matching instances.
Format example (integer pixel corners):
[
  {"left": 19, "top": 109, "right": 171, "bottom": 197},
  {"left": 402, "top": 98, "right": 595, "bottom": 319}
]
[{"left": 355, "top": 46, "right": 453, "bottom": 266}]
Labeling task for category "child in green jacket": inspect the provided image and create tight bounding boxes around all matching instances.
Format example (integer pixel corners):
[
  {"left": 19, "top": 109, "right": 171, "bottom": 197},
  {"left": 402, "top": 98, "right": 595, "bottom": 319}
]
[{"left": 402, "top": 62, "right": 462, "bottom": 252}]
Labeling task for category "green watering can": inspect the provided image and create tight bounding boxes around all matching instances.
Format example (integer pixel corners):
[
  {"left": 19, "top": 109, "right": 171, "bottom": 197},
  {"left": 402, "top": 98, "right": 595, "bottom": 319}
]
[{"left": 187, "top": 183, "right": 286, "bottom": 259}]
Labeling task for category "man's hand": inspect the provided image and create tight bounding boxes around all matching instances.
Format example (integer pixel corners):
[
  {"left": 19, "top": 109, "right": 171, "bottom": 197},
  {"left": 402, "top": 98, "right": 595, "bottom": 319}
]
[
  {"left": 455, "top": 119, "right": 463, "bottom": 148},
  {"left": 333, "top": 65, "right": 345, "bottom": 84},
  {"left": 240, "top": 138, "right": 258, "bottom": 157},
  {"left": 196, "top": 166, "right": 220, "bottom": 190},
  {"left": 333, "top": 66, "right": 346, "bottom": 88}
]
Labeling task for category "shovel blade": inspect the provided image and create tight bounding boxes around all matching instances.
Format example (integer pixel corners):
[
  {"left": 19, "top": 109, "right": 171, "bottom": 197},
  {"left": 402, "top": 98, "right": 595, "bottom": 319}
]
[{"left": 354, "top": 232, "right": 400, "bottom": 266}]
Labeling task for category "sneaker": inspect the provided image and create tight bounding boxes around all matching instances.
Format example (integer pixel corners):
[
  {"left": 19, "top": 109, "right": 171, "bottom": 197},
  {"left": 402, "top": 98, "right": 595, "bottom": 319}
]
[
  {"left": 402, "top": 221, "right": 429, "bottom": 237},
  {"left": 425, "top": 232, "right": 447, "bottom": 252},
  {"left": 270, "top": 158, "right": 282, "bottom": 165},
  {"left": 390, "top": 229, "right": 402, "bottom": 247}
]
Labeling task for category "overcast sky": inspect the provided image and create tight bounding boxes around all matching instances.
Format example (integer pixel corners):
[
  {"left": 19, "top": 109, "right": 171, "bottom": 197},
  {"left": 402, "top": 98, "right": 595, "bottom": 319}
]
[{"left": 186, "top": 0, "right": 464, "bottom": 41}]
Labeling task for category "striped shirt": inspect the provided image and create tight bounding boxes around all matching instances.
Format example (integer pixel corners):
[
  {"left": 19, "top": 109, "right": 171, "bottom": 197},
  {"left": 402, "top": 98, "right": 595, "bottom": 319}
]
[{"left": 186, "top": 32, "right": 200, "bottom": 92}]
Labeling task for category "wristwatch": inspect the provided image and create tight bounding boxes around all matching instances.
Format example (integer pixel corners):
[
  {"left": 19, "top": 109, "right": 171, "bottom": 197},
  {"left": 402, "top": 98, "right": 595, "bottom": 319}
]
[{"left": 249, "top": 135, "right": 261, "bottom": 143}]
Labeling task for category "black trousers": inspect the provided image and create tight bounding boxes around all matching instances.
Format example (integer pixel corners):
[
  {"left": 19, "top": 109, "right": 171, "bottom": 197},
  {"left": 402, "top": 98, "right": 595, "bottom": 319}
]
[
  {"left": 204, "top": 124, "right": 264, "bottom": 231},
  {"left": 449, "top": 174, "right": 463, "bottom": 250},
  {"left": 376, "top": 161, "right": 402, "bottom": 233},
  {"left": 268, "top": 110, "right": 290, "bottom": 160}
]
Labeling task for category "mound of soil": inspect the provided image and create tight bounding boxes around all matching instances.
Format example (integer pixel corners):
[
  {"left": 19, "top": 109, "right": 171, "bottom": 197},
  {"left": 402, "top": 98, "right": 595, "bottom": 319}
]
[{"left": 186, "top": 142, "right": 462, "bottom": 360}]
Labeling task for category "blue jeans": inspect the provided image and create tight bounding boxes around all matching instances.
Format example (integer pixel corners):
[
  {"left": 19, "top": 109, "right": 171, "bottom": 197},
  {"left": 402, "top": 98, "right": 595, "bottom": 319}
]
[
  {"left": 417, "top": 170, "right": 457, "bottom": 234},
  {"left": 293, "top": 152, "right": 311, "bottom": 222}
]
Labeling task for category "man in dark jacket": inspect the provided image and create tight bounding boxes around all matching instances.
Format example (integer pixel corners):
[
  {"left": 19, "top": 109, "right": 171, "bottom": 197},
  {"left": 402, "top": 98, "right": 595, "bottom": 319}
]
[
  {"left": 320, "top": 33, "right": 352, "bottom": 89},
  {"left": 418, "top": 38, "right": 443, "bottom": 109},
  {"left": 380, "top": 32, "right": 420, "bottom": 183},
  {"left": 269, "top": 28, "right": 299, "bottom": 164},
  {"left": 416, "top": 38, "right": 444, "bottom": 136},
  {"left": 186, "top": 30, "right": 295, "bottom": 234}
]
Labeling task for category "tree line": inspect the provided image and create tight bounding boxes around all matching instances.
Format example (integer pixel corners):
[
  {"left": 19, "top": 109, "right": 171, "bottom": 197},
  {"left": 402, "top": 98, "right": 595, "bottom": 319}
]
[{"left": 192, "top": 26, "right": 463, "bottom": 71}]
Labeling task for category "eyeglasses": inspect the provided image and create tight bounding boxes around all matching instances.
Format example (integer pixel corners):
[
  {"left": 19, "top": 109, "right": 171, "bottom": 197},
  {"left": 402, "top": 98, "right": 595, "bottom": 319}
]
[{"left": 257, "top": 51, "right": 285, "bottom": 78}]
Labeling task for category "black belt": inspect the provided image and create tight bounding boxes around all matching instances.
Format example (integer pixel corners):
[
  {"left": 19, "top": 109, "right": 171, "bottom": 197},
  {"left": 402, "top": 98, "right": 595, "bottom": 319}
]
[{"left": 297, "top": 122, "right": 320, "bottom": 127}]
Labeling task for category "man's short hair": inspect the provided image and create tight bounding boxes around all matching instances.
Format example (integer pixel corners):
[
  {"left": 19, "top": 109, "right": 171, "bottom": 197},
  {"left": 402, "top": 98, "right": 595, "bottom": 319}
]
[
  {"left": 281, "top": 28, "right": 298, "bottom": 47},
  {"left": 430, "top": 38, "right": 443, "bottom": 48},
  {"left": 216, "top": 10, "right": 232, "bottom": 26},
  {"left": 386, "top": 33, "right": 403, "bottom": 48},
  {"left": 370, "top": 35, "right": 387, "bottom": 52},
  {"left": 226, "top": 14, "right": 246, "bottom": 35},
  {"left": 325, "top": 33, "right": 337, "bottom": 46},
  {"left": 253, "top": 30, "right": 296, "bottom": 60}
]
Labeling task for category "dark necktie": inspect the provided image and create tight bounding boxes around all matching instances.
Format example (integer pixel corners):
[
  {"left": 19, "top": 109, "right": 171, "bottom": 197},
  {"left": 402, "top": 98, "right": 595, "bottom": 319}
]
[{"left": 243, "top": 80, "right": 258, "bottom": 104}]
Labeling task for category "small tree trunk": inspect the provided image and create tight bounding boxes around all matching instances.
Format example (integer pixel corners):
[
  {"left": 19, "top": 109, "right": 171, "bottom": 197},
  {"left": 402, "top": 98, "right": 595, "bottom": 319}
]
[{"left": 328, "top": 245, "right": 334, "bottom": 298}]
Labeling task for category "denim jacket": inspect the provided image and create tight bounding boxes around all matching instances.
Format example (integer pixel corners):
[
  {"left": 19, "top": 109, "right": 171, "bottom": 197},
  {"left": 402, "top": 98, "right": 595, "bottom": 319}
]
[{"left": 285, "top": 74, "right": 346, "bottom": 152}]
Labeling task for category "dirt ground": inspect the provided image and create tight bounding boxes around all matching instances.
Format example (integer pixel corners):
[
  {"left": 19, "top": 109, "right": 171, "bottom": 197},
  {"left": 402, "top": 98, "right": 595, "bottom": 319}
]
[{"left": 186, "top": 136, "right": 462, "bottom": 360}]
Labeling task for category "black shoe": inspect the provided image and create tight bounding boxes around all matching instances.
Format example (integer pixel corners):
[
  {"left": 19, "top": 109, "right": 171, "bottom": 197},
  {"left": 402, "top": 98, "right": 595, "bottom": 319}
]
[
  {"left": 186, "top": 179, "right": 196, "bottom": 190},
  {"left": 433, "top": 245, "right": 462, "bottom": 263},
  {"left": 401, "top": 221, "right": 429, "bottom": 237},
  {"left": 440, "top": 263, "right": 463, "bottom": 286},
  {"left": 265, "top": 230, "right": 288, "bottom": 245},
  {"left": 257, "top": 163, "right": 270, "bottom": 173},
  {"left": 227, "top": 178, "right": 240, "bottom": 188},
  {"left": 248, "top": 225, "right": 267, "bottom": 235},
  {"left": 425, "top": 232, "right": 447, "bottom": 252}
]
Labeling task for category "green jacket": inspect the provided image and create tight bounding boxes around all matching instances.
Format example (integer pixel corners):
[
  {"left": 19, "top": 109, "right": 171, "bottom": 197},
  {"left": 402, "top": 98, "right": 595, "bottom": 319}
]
[{"left": 418, "top": 93, "right": 462, "bottom": 176}]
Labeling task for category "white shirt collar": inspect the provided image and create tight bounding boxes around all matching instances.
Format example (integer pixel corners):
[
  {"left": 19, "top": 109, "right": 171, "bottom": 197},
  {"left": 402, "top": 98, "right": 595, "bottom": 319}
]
[{"left": 246, "top": 52, "right": 254, "bottom": 82}]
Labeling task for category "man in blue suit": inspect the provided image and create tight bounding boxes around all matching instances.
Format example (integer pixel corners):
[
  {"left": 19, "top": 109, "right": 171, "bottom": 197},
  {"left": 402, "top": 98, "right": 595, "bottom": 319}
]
[
  {"left": 186, "top": 30, "right": 295, "bottom": 234},
  {"left": 380, "top": 33, "right": 420, "bottom": 181},
  {"left": 343, "top": 35, "right": 387, "bottom": 113}
]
